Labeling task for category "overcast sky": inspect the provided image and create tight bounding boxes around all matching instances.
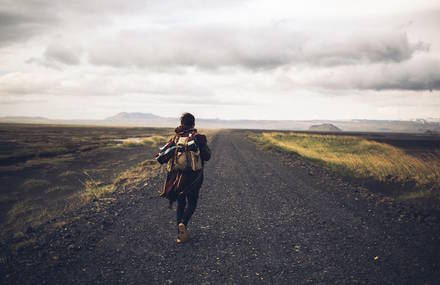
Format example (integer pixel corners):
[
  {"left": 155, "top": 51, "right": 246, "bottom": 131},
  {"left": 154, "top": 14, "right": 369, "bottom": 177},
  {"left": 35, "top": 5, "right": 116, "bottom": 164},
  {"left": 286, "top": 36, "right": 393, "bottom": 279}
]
[{"left": 1, "top": 0, "right": 439, "bottom": 120}]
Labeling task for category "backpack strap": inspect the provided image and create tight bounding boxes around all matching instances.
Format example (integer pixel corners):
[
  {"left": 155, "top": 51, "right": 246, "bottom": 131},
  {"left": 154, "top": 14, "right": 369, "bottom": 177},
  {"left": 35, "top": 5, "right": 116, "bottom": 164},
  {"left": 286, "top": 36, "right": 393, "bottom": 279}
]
[
  {"left": 189, "top": 130, "right": 197, "bottom": 138},
  {"left": 170, "top": 134, "right": 179, "bottom": 170}
]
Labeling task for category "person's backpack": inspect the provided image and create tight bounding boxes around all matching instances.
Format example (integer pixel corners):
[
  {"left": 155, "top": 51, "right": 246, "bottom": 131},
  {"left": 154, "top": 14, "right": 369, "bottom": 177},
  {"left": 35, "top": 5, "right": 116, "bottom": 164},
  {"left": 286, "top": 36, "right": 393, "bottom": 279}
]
[{"left": 167, "top": 131, "right": 203, "bottom": 172}]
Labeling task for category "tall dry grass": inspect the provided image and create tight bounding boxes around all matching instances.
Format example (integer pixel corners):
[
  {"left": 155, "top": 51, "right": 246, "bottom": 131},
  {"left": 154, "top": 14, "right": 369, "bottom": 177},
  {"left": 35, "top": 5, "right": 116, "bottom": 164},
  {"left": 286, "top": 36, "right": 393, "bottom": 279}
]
[
  {"left": 117, "top": 135, "right": 169, "bottom": 147},
  {"left": 254, "top": 132, "right": 440, "bottom": 191}
]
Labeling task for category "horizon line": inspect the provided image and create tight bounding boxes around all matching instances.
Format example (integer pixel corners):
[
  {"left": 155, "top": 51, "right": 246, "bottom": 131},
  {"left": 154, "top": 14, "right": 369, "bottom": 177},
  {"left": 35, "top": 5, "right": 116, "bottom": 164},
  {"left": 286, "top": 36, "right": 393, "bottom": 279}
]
[{"left": 0, "top": 113, "right": 439, "bottom": 123}]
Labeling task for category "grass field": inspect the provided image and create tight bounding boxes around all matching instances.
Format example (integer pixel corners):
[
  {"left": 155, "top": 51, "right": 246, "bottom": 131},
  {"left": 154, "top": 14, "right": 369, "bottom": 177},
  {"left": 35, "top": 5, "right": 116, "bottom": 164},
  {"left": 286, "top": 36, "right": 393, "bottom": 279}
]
[
  {"left": 0, "top": 124, "right": 173, "bottom": 239},
  {"left": 252, "top": 132, "right": 440, "bottom": 199}
]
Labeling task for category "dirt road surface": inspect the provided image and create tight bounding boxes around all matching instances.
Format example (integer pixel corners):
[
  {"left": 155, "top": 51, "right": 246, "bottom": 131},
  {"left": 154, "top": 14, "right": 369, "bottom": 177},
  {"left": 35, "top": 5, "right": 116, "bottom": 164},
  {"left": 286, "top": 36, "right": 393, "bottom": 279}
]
[{"left": 2, "top": 130, "right": 440, "bottom": 284}]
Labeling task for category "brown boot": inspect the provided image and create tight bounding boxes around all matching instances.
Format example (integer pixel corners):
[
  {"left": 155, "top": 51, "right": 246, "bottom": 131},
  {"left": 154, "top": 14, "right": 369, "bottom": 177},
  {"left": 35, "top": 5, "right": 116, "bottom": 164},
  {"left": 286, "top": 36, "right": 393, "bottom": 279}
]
[{"left": 177, "top": 223, "right": 188, "bottom": 244}]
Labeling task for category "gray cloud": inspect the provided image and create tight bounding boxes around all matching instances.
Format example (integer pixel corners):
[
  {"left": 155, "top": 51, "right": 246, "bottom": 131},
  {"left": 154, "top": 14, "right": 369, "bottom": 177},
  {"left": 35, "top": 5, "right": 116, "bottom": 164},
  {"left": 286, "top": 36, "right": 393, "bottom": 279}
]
[
  {"left": 0, "top": 0, "right": 131, "bottom": 47},
  {"left": 0, "top": 0, "right": 62, "bottom": 46},
  {"left": 0, "top": 9, "right": 55, "bottom": 46},
  {"left": 25, "top": 44, "right": 81, "bottom": 69},
  {"left": 87, "top": 26, "right": 427, "bottom": 70},
  {"left": 300, "top": 56, "right": 440, "bottom": 91},
  {"left": 362, "top": 60, "right": 440, "bottom": 91},
  {"left": 0, "top": 0, "right": 243, "bottom": 47},
  {"left": 88, "top": 26, "right": 300, "bottom": 69},
  {"left": 304, "top": 32, "right": 429, "bottom": 66},
  {"left": 0, "top": 0, "right": 439, "bottom": 121},
  {"left": 43, "top": 44, "right": 81, "bottom": 65}
]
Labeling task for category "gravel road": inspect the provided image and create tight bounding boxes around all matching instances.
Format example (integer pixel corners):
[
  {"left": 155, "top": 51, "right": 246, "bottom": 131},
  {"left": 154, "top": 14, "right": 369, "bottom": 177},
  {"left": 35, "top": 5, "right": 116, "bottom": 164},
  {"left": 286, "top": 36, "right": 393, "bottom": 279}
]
[{"left": 2, "top": 130, "right": 440, "bottom": 284}]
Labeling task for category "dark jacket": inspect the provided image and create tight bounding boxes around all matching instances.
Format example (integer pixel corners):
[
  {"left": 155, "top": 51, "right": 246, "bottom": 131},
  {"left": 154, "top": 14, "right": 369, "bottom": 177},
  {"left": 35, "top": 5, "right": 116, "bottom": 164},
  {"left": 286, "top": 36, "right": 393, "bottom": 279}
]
[{"left": 159, "top": 125, "right": 211, "bottom": 202}]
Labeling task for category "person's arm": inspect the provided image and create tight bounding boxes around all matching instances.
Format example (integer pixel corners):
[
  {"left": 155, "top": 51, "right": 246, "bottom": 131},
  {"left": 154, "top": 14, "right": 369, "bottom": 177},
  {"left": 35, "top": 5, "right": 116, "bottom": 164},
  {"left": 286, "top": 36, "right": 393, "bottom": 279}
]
[
  {"left": 195, "top": 134, "right": 211, "bottom": 161},
  {"left": 201, "top": 143, "right": 211, "bottom": 162},
  {"left": 155, "top": 137, "right": 176, "bottom": 164}
]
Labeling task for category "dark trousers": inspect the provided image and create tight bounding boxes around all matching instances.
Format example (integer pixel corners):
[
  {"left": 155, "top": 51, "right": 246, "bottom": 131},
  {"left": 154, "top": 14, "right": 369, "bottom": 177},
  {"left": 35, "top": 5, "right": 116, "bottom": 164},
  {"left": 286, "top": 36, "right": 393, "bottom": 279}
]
[{"left": 176, "top": 185, "right": 200, "bottom": 228}]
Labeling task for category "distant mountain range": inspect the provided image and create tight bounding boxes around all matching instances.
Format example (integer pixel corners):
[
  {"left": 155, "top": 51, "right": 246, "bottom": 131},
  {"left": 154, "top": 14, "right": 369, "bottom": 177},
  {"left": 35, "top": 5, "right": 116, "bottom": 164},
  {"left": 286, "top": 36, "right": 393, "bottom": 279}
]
[
  {"left": 106, "top": 112, "right": 161, "bottom": 121},
  {"left": 1, "top": 112, "right": 440, "bottom": 134}
]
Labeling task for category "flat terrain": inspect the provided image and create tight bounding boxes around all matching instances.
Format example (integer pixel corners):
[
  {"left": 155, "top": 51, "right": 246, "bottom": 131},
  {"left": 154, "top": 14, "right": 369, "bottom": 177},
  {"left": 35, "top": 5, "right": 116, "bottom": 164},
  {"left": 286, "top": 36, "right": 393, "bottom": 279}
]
[
  {"left": 1, "top": 130, "right": 440, "bottom": 284},
  {"left": 0, "top": 124, "right": 169, "bottom": 238}
]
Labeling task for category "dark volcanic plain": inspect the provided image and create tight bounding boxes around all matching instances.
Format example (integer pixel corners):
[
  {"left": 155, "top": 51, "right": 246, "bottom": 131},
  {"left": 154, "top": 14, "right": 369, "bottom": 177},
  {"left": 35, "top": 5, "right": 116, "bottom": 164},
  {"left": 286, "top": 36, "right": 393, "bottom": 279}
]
[
  {"left": 1, "top": 129, "right": 440, "bottom": 284},
  {"left": 0, "top": 124, "right": 170, "bottom": 238}
]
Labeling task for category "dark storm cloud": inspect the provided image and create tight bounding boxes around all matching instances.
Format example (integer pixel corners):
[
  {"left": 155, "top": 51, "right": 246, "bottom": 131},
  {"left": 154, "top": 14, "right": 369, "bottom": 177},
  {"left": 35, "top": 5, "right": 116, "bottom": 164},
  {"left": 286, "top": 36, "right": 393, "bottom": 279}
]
[{"left": 88, "top": 26, "right": 427, "bottom": 70}]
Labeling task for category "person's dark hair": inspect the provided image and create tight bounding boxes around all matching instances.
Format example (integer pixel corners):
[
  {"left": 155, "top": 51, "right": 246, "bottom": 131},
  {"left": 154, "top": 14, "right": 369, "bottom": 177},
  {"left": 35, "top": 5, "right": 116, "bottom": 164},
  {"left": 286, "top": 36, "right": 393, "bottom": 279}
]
[{"left": 180, "top": 112, "right": 195, "bottom": 127}]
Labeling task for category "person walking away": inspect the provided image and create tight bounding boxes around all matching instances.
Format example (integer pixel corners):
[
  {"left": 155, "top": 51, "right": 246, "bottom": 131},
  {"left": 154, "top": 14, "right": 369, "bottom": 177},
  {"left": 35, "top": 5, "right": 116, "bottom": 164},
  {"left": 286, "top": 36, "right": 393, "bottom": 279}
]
[{"left": 155, "top": 113, "right": 211, "bottom": 243}]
